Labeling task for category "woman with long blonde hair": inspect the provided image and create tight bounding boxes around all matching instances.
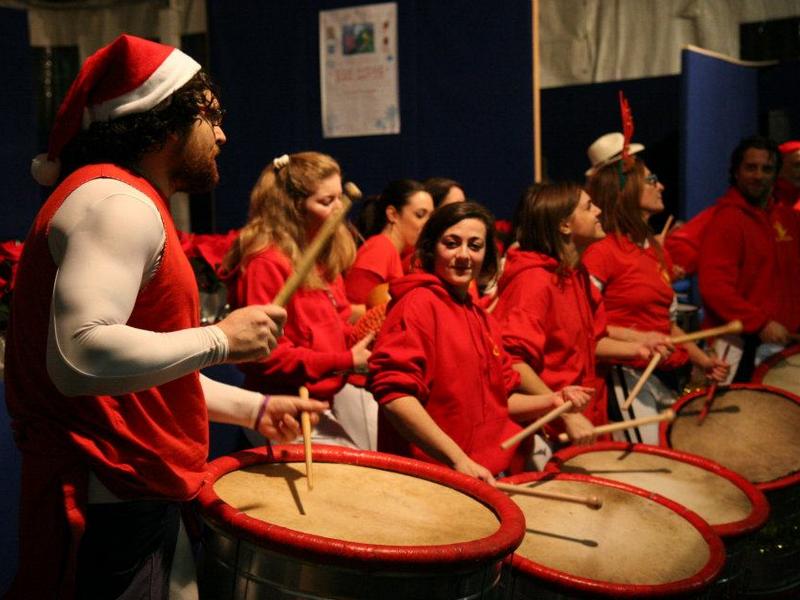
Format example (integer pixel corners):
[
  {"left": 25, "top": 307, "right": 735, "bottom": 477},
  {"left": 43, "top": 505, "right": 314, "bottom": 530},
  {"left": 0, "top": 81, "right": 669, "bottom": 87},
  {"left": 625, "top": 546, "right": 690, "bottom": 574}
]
[{"left": 223, "top": 151, "right": 375, "bottom": 448}]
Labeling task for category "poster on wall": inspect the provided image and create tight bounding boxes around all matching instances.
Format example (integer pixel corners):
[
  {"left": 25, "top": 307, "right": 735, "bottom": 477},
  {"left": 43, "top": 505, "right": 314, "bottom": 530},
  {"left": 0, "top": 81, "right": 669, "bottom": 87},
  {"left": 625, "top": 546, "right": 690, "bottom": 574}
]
[{"left": 319, "top": 2, "right": 399, "bottom": 138}]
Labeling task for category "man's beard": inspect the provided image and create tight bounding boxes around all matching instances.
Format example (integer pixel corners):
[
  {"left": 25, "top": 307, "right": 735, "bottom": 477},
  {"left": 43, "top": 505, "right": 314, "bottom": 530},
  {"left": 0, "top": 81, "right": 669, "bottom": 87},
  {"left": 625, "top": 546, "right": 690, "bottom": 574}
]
[{"left": 171, "top": 141, "right": 219, "bottom": 194}]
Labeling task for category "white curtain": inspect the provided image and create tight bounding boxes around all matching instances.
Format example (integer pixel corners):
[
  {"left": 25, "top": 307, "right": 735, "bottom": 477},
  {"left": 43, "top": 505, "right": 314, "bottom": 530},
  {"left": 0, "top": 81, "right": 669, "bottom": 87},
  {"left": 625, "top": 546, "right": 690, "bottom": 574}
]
[{"left": 540, "top": 0, "right": 800, "bottom": 88}]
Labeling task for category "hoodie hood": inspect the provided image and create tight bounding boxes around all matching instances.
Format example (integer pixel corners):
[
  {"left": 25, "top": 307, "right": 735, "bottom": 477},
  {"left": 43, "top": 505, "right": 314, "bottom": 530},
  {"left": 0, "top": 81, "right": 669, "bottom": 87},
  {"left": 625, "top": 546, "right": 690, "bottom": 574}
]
[
  {"left": 718, "top": 185, "right": 773, "bottom": 217},
  {"left": 388, "top": 272, "right": 470, "bottom": 308},
  {"left": 498, "top": 247, "right": 563, "bottom": 296}
]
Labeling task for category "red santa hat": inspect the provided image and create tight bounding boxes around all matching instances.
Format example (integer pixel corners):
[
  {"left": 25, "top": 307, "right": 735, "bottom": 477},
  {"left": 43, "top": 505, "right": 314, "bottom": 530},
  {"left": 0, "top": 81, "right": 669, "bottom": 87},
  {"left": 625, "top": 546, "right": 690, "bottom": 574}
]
[
  {"left": 778, "top": 140, "right": 800, "bottom": 155},
  {"left": 31, "top": 34, "right": 201, "bottom": 186}
]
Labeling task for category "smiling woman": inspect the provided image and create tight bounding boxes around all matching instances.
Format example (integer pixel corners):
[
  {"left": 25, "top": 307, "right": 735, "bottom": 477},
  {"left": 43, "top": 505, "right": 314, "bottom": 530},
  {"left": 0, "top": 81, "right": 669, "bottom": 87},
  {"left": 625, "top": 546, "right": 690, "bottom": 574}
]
[{"left": 368, "top": 202, "right": 592, "bottom": 483}]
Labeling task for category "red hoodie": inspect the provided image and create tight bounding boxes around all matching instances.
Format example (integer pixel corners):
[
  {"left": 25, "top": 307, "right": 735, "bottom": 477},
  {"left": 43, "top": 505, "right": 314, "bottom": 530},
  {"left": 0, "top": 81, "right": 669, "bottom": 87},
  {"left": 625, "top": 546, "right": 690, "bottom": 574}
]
[
  {"left": 698, "top": 187, "right": 800, "bottom": 334},
  {"left": 227, "top": 245, "right": 354, "bottom": 401},
  {"left": 368, "top": 273, "right": 522, "bottom": 475},
  {"left": 493, "top": 248, "right": 608, "bottom": 429},
  {"left": 664, "top": 205, "right": 717, "bottom": 277}
]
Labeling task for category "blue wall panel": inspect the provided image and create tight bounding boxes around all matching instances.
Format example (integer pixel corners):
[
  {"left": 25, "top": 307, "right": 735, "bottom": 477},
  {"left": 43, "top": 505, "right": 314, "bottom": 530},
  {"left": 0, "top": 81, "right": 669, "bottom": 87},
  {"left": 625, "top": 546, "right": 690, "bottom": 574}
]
[{"left": 680, "top": 49, "right": 759, "bottom": 220}]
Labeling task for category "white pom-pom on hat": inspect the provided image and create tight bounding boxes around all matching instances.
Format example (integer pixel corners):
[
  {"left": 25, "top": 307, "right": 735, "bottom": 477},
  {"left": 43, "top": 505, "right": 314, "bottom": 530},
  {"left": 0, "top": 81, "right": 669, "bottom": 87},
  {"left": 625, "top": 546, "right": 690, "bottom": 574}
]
[{"left": 31, "top": 153, "right": 61, "bottom": 186}]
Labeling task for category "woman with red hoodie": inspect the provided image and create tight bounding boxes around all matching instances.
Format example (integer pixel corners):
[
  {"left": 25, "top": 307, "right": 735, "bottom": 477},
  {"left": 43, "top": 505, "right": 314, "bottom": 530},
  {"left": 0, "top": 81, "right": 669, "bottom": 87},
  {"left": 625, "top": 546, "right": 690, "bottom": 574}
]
[
  {"left": 222, "top": 152, "right": 376, "bottom": 448},
  {"left": 493, "top": 183, "right": 655, "bottom": 460},
  {"left": 584, "top": 152, "right": 729, "bottom": 443},
  {"left": 368, "top": 202, "right": 592, "bottom": 483}
]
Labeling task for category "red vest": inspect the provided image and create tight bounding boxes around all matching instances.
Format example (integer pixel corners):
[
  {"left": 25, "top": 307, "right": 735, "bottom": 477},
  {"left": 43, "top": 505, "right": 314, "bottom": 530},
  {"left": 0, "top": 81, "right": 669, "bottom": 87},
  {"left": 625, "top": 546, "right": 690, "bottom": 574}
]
[{"left": 5, "top": 164, "right": 207, "bottom": 598}]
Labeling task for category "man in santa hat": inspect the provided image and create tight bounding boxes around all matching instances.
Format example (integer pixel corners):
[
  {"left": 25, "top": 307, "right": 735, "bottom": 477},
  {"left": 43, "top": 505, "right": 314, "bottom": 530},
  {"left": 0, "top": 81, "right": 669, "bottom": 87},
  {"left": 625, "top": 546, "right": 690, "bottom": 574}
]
[{"left": 5, "top": 34, "right": 327, "bottom": 599}]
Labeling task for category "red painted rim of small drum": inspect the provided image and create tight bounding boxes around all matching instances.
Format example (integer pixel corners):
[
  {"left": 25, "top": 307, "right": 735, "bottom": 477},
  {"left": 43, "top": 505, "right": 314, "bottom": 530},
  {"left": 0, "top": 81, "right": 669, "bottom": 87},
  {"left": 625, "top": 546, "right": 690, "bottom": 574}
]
[
  {"left": 752, "top": 344, "right": 800, "bottom": 384},
  {"left": 499, "top": 471, "right": 725, "bottom": 598},
  {"left": 660, "top": 383, "right": 800, "bottom": 491},
  {"left": 196, "top": 445, "right": 526, "bottom": 569},
  {"left": 546, "top": 441, "right": 769, "bottom": 537}
]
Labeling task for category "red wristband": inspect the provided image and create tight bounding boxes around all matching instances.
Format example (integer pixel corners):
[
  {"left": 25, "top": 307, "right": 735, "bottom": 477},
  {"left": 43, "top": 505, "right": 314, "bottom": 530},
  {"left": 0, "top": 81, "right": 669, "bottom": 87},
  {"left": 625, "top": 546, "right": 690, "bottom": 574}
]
[{"left": 253, "top": 394, "right": 270, "bottom": 429}]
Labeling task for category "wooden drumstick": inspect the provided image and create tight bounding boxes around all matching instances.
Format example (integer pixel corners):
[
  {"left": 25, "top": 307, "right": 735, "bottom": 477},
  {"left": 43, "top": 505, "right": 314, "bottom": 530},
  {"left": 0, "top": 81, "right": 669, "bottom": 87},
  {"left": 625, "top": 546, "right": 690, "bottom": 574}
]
[
  {"left": 667, "top": 320, "right": 743, "bottom": 345},
  {"left": 660, "top": 214, "right": 674, "bottom": 238},
  {"left": 557, "top": 409, "right": 675, "bottom": 443},
  {"left": 299, "top": 386, "right": 313, "bottom": 491},
  {"left": 496, "top": 482, "right": 603, "bottom": 509},
  {"left": 621, "top": 353, "right": 663, "bottom": 411},
  {"left": 500, "top": 401, "right": 574, "bottom": 450},
  {"left": 272, "top": 183, "right": 361, "bottom": 307}
]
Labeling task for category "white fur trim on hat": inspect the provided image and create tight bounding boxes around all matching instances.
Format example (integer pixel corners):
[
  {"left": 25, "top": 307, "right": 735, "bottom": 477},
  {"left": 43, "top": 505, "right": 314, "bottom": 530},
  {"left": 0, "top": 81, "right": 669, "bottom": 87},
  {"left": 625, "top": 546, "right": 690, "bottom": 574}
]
[
  {"left": 88, "top": 49, "right": 200, "bottom": 124},
  {"left": 585, "top": 132, "right": 644, "bottom": 176}
]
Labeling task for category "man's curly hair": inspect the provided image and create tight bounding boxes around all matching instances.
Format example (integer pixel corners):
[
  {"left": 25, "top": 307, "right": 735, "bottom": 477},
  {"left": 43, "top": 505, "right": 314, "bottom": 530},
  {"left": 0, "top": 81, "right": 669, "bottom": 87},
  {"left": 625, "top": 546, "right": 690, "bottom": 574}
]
[{"left": 59, "top": 70, "right": 219, "bottom": 178}]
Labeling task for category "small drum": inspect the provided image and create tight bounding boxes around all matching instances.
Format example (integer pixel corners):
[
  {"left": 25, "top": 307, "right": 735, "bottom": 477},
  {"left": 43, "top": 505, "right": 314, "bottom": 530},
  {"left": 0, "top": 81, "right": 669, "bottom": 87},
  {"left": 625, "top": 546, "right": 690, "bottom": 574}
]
[
  {"left": 546, "top": 442, "right": 769, "bottom": 538},
  {"left": 195, "top": 445, "right": 525, "bottom": 599},
  {"left": 662, "top": 384, "right": 800, "bottom": 596},
  {"left": 498, "top": 471, "right": 725, "bottom": 598},
  {"left": 752, "top": 344, "right": 800, "bottom": 397},
  {"left": 661, "top": 384, "right": 800, "bottom": 491}
]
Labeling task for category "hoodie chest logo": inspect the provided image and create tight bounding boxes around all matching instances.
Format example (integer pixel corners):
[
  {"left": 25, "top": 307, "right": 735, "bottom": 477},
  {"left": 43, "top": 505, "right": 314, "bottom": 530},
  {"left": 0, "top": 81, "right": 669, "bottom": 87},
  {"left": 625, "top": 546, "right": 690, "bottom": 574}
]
[{"left": 774, "top": 220, "right": 794, "bottom": 242}]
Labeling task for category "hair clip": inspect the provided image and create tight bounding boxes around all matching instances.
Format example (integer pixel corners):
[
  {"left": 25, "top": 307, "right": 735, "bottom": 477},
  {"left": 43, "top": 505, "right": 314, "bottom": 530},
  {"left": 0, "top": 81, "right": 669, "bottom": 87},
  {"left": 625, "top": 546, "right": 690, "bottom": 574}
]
[{"left": 273, "top": 154, "right": 290, "bottom": 170}]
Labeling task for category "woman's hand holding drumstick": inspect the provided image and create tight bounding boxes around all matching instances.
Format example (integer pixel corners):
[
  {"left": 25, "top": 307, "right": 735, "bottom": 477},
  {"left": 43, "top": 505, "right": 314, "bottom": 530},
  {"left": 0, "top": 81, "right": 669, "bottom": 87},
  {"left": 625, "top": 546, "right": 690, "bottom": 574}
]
[
  {"left": 299, "top": 386, "right": 314, "bottom": 491},
  {"left": 496, "top": 482, "right": 603, "bottom": 510},
  {"left": 500, "top": 386, "right": 594, "bottom": 449},
  {"left": 621, "top": 321, "right": 743, "bottom": 411},
  {"left": 557, "top": 409, "right": 675, "bottom": 443}
]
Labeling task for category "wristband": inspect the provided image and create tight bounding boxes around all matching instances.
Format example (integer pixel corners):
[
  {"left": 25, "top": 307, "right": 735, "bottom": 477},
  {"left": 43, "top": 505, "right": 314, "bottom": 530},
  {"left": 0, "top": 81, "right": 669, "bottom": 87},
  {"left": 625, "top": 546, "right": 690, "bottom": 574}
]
[{"left": 253, "top": 394, "right": 271, "bottom": 429}]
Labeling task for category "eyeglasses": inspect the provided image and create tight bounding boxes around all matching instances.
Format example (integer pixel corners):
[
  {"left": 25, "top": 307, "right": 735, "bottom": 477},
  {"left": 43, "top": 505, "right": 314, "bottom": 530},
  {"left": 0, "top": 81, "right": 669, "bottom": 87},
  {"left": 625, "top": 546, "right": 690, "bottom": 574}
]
[
  {"left": 200, "top": 106, "right": 226, "bottom": 127},
  {"left": 644, "top": 173, "right": 659, "bottom": 186}
]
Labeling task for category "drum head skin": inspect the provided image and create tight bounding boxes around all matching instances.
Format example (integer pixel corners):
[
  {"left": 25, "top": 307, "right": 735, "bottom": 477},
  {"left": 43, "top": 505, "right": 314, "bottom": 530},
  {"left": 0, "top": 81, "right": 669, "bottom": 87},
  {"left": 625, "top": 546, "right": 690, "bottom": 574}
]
[
  {"left": 752, "top": 344, "right": 800, "bottom": 397},
  {"left": 499, "top": 472, "right": 725, "bottom": 598},
  {"left": 663, "top": 384, "right": 800, "bottom": 491},
  {"left": 196, "top": 445, "right": 525, "bottom": 568},
  {"left": 548, "top": 443, "right": 769, "bottom": 538}
]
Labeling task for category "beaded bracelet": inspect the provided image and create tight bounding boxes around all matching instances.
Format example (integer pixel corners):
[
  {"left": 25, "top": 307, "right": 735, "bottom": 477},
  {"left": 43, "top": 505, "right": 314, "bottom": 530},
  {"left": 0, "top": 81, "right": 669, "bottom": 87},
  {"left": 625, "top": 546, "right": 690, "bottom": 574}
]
[{"left": 253, "top": 394, "right": 271, "bottom": 430}]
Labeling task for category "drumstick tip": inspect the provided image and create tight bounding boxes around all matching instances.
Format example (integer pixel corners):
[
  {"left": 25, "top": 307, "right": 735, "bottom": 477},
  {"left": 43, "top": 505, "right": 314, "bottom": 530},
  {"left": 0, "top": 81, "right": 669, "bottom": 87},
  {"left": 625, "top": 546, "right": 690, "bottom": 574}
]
[
  {"left": 588, "top": 496, "right": 603, "bottom": 509},
  {"left": 343, "top": 181, "right": 363, "bottom": 202}
]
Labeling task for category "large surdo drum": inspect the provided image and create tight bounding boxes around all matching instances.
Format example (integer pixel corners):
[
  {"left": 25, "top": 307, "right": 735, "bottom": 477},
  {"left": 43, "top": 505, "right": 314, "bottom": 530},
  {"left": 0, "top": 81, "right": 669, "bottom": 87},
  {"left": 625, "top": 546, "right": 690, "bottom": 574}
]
[
  {"left": 661, "top": 384, "right": 800, "bottom": 490},
  {"left": 194, "top": 445, "right": 525, "bottom": 599},
  {"left": 497, "top": 471, "right": 724, "bottom": 598},
  {"left": 546, "top": 442, "right": 769, "bottom": 538}
]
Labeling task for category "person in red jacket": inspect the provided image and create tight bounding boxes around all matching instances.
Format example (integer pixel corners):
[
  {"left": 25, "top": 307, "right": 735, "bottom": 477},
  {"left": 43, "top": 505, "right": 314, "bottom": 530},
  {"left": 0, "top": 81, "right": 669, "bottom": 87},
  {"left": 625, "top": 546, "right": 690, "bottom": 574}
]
[
  {"left": 584, "top": 139, "right": 728, "bottom": 443},
  {"left": 223, "top": 151, "right": 376, "bottom": 447},
  {"left": 345, "top": 179, "right": 434, "bottom": 304},
  {"left": 369, "top": 202, "right": 593, "bottom": 483},
  {"left": 698, "top": 135, "right": 800, "bottom": 381},
  {"left": 5, "top": 35, "right": 325, "bottom": 599},
  {"left": 774, "top": 140, "right": 800, "bottom": 209},
  {"left": 494, "top": 182, "right": 655, "bottom": 456}
]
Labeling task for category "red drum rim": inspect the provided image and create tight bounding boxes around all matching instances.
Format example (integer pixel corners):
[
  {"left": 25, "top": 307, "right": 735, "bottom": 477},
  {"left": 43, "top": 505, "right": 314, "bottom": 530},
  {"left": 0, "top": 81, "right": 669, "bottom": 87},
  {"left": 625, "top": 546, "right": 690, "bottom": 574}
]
[
  {"left": 660, "top": 383, "right": 800, "bottom": 491},
  {"left": 196, "top": 445, "right": 525, "bottom": 568},
  {"left": 545, "top": 441, "right": 769, "bottom": 537},
  {"left": 499, "top": 471, "right": 726, "bottom": 598},
  {"left": 752, "top": 344, "right": 800, "bottom": 383}
]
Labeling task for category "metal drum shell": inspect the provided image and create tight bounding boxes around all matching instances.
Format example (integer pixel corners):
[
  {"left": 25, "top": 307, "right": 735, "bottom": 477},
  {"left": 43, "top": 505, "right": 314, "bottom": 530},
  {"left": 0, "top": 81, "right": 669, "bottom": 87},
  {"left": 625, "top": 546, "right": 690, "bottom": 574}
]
[
  {"left": 195, "top": 445, "right": 526, "bottom": 599},
  {"left": 498, "top": 471, "right": 725, "bottom": 598},
  {"left": 545, "top": 441, "right": 770, "bottom": 538}
]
